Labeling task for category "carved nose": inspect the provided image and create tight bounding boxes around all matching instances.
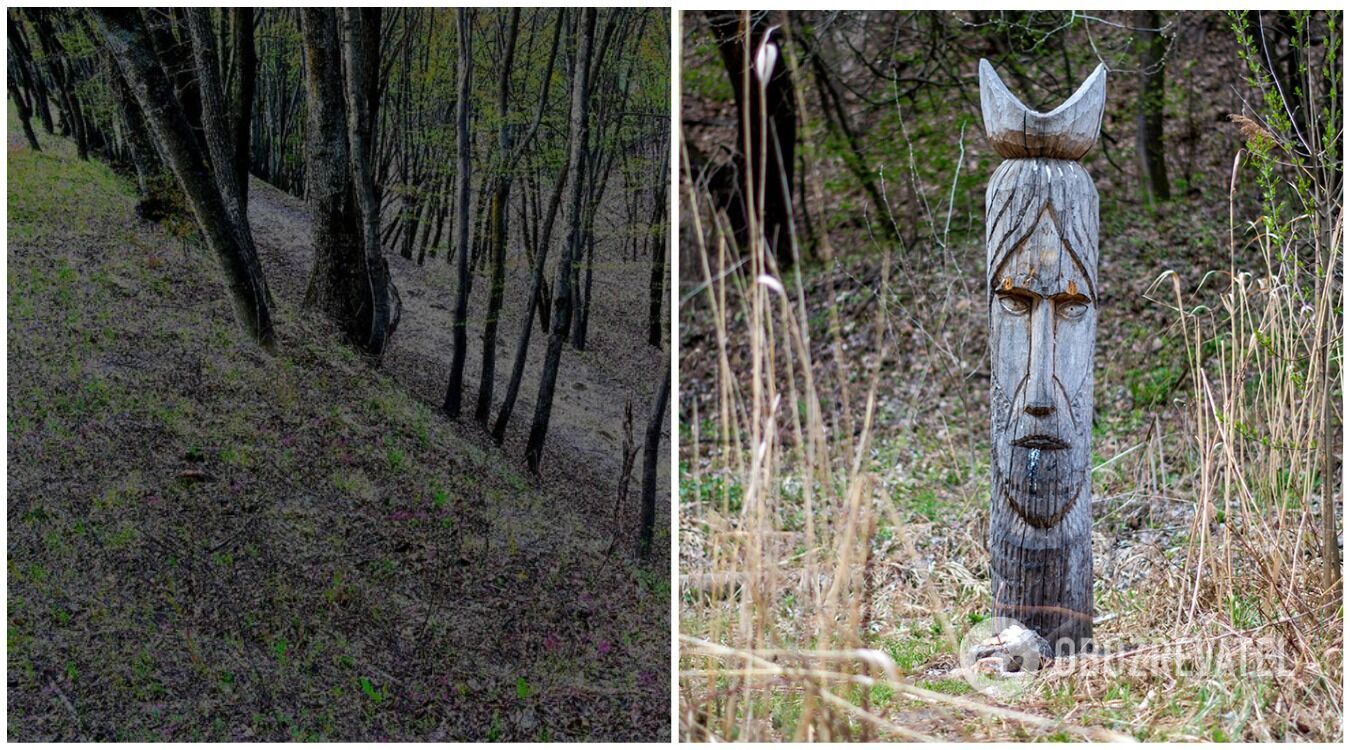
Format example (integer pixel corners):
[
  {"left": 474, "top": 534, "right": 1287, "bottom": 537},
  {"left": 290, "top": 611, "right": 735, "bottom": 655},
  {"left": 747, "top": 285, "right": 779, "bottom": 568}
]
[{"left": 1024, "top": 298, "right": 1056, "bottom": 419}]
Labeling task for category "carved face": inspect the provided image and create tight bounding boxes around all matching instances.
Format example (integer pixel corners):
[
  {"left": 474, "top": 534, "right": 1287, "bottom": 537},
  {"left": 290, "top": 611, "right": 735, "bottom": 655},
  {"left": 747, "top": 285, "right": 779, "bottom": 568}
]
[{"left": 989, "top": 207, "right": 1096, "bottom": 529}]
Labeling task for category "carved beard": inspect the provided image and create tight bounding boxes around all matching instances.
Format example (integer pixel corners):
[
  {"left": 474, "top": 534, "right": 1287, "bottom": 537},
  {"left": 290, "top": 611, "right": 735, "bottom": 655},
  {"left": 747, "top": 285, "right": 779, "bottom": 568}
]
[
  {"left": 991, "top": 380, "right": 1091, "bottom": 532},
  {"left": 994, "top": 444, "right": 1087, "bottom": 530}
]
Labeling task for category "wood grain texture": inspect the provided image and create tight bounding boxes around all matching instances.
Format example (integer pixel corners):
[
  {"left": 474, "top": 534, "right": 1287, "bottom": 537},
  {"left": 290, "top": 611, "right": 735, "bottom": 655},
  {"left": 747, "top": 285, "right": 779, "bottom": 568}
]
[
  {"left": 979, "top": 59, "right": 1106, "bottom": 160},
  {"left": 980, "top": 60, "right": 1105, "bottom": 653}
]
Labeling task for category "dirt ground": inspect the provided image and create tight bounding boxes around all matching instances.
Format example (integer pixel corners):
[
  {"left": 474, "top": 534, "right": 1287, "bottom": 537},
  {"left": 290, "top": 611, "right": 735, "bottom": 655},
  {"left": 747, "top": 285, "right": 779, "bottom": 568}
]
[{"left": 247, "top": 178, "right": 669, "bottom": 492}]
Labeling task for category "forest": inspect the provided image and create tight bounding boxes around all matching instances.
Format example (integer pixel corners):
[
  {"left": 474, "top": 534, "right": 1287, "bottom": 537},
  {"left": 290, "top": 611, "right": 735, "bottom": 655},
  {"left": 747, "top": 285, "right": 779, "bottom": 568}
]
[
  {"left": 678, "top": 10, "right": 1341, "bottom": 742},
  {"left": 7, "top": 7, "right": 670, "bottom": 741}
]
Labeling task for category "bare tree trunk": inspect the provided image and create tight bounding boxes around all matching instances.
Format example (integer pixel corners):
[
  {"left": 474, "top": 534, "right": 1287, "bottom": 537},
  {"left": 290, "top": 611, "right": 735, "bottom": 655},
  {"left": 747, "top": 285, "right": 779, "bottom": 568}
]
[
  {"left": 297, "top": 9, "right": 394, "bottom": 359},
  {"left": 229, "top": 8, "right": 255, "bottom": 206},
  {"left": 569, "top": 175, "right": 593, "bottom": 349},
  {"left": 28, "top": 9, "right": 89, "bottom": 160},
  {"left": 339, "top": 8, "right": 398, "bottom": 361},
  {"left": 707, "top": 10, "right": 798, "bottom": 265},
  {"left": 7, "top": 71, "right": 41, "bottom": 150},
  {"left": 525, "top": 8, "right": 596, "bottom": 473},
  {"left": 425, "top": 171, "right": 451, "bottom": 262},
  {"left": 7, "top": 16, "right": 54, "bottom": 135},
  {"left": 638, "top": 361, "right": 670, "bottom": 558},
  {"left": 1135, "top": 10, "right": 1170, "bottom": 203},
  {"left": 475, "top": 8, "right": 522, "bottom": 426},
  {"left": 573, "top": 221, "right": 596, "bottom": 349},
  {"left": 105, "top": 53, "right": 164, "bottom": 206},
  {"left": 149, "top": 9, "right": 206, "bottom": 157},
  {"left": 443, "top": 8, "right": 474, "bottom": 419},
  {"left": 415, "top": 173, "right": 443, "bottom": 264},
  {"left": 492, "top": 159, "right": 568, "bottom": 444},
  {"left": 646, "top": 148, "right": 669, "bottom": 347},
  {"left": 92, "top": 8, "right": 273, "bottom": 347},
  {"left": 187, "top": 10, "right": 253, "bottom": 237}
]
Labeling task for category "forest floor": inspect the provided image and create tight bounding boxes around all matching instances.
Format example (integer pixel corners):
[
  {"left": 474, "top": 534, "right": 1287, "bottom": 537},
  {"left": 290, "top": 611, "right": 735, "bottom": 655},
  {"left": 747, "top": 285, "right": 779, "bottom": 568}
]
[
  {"left": 7, "top": 113, "right": 669, "bottom": 741},
  {"left": 677, "top": 15, "right": 1341, "bottom": 742},
  {"left": 678, "top": 190, "right": 1343, "bottom": 743}
]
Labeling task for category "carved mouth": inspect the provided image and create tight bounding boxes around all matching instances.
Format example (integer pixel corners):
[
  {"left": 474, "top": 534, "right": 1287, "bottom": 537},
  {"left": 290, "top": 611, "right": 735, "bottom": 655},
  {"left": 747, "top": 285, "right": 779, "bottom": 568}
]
[{"left": 1012, "top": 434, "right": 1069, "bottom": 451}]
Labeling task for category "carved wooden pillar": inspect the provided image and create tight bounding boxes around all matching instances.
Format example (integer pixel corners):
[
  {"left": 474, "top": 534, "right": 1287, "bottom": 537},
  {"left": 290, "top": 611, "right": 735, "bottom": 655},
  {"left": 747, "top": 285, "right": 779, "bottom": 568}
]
[{"left": 979, "top": 59, "right": 1106, "bottom": 653}]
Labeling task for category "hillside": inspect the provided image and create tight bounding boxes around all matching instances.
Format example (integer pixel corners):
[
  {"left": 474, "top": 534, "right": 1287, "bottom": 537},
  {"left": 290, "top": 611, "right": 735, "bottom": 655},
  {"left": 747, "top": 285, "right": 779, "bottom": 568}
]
[{"left": 7, "top": 114, "right": 669, "bottom": 741}]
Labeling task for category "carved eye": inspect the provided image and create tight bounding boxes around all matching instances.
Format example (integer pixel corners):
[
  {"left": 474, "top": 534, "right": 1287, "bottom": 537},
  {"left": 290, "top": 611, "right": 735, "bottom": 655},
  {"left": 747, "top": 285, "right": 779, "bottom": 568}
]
[
  {"left": 1058, "top": 300, "right": 1089, "bottom": 320},
  {"left": 997, "top": 294, "right": 1031, "bottom": 316}
]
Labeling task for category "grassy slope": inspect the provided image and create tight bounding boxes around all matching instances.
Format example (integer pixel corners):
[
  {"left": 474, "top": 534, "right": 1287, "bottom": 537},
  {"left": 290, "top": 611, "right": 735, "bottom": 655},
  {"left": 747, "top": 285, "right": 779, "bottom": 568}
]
[
  {"left": 7, "top": 118, "right": 668, "bottom": 740},
  {"left": 678, "top": 13, "right": 1341, "bottom": 742}
]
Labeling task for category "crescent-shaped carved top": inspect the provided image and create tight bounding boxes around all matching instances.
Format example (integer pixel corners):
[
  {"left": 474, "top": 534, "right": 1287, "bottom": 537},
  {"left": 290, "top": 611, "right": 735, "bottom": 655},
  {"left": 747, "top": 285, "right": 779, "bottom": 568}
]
[{"left": 979, "top": 59, "right": 1107, "bottom": 160}]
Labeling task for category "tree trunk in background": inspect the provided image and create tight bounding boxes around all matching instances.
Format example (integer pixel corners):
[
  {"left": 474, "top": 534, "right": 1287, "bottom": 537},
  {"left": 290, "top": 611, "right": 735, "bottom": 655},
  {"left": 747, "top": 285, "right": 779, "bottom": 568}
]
[
  {"left": 7, "top": 16, "right": 54, "bottom": 135},
  {"left": 424, "top": 172, "right": 451, "bottom": 263},
  {"left": 475, "top": 8, "right": 522, "bottom": 426},
  {"left": 443, "top": 8, "right": 475, "bottom": 419},
  {"left": 149, "top": 9, "right": 206, "bottom": 157},
  {"left": 571, "top": 158, "right": 608, "bottom": 351},
  {"left": 1135, "top": 10, "right": 1169, "bottom": 203},
  {"left": 298, "top": 9, "right": 394, "bottom": 360},
  {"left": 525, "top": 8, "right": 596, "bottom": 473},
  {"left": 778, "top": 15, "right": 835, "bottom": 261},
  {"left": 646, "top": 148, "right": 669, "bottom": 347},
  {"left": 493, "top": 158, "right": 568, "bottom": 445},
  {"left": 395, "top": 27, "right": 418, "bottom": 261},
  {"left": 707, "top": 10, "right": 797, "bottom": 267},
  {"left": 8, "top": 71, "right": 42, "bottom": 151},
  {"left": 187, "top": 9, "right": 254, "bottom": 240},
  {"left": 28, "top": 9, "right": 89, "bottom": 160},
  {"left": 229, "top": 8, "right": 255, "bottom": 206},
  {"left": 339, "top": 7, "right": 398, "bottom": 361},
  {"left": 92, "top": 8, "right": 273, "bottom": 347},
  {"left": 638, "top": 361, "right": 670, "bottom": 558},
  {"left": 414, "top": 179, "right": 439, "bottom": 264},
  {"left": 105, "top": 55, "right": 164, "bottom": 205}
]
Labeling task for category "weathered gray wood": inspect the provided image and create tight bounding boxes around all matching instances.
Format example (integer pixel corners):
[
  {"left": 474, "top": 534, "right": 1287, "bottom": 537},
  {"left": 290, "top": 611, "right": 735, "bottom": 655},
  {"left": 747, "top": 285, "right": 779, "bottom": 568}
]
[
  {"left": 979, "top": 59, "right": 1106, "bottom": 160},
  {"left": 980, "top": 59, "right": 1105, "bottom": 654}
]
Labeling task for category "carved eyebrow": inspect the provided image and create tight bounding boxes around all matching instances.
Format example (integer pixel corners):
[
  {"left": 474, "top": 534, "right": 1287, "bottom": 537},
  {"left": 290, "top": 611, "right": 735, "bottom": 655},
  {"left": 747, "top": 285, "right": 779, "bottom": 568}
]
[
  {"left": 1051, "top": 280, "right": 1093, "bottom": 303},
  {"left": 1051, "top": 290, "right": 1091, "bottom": 303},
  {"left": 995, "top": 279, "right": 1040, "bottom": 298},
  {"left": 994, "top": 280, "right": 1092, "bottom": 305}
]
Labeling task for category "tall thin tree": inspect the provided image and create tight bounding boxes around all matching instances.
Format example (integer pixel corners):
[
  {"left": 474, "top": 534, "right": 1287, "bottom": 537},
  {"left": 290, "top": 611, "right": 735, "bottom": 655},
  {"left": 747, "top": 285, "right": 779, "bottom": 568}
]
[
  {"left": 525, "top": 8, "right": 596, "bottom": 473},
  {"left": 7, "top": 69, "right": 41, "bottom": 150},
  {"left": 186, "top": 9, "right": 254, "bottom": 237},
  {"left": 638, "top": 361, "right": 670, "bottom": 558},
  {"left": 229, "top": 8, "right": 255, "bottom": 205},
  {"left": 444, "top": 8, "right": 475, "bottom": 418},
  {"left": 340, "top": 8, "right": 398, "bottom": 360},
  {"left": 646, "top": 142, "right": 669, "bottom": 348},
  {"left": 474, "top": 8, "right": 522, "bottom": 425},
  {"left": 1135, "top": 10, "right": 1170, "bottom": 203}
]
